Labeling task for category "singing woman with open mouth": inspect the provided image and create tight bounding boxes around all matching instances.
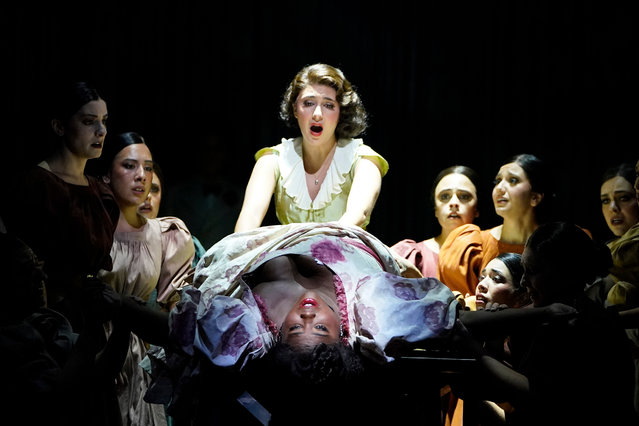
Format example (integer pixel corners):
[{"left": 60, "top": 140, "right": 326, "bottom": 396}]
[
  {"left": 234, "top": 63, "right": 388, "bottom": 232},
  {"left": 438, "top": 153, "right": 555, "bottom": 297}
]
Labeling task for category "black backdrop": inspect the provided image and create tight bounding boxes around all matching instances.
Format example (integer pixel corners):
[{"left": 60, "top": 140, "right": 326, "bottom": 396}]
[{"left": 3, "top": 1, "right": 638, "bottom": 249}]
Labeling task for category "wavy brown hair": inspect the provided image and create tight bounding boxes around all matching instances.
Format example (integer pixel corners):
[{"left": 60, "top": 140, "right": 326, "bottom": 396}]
[{"left": 279, "top": 63, "right": 368, "bottom": 139}]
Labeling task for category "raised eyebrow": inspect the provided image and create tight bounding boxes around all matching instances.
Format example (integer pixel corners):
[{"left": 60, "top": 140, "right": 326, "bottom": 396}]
[{"left": 505, "top": 172, "right": 519, "bottom": 180}]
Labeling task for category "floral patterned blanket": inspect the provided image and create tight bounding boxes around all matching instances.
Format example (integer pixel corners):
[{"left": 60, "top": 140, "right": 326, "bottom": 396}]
[{"left": 170, "top": 222, "right": 459, "bottom": 367}]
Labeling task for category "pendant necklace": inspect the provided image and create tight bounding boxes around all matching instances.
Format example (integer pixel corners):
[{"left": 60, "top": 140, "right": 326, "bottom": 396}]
[
  {"left": 309, "top": 170, "right": 321, "bottom": 185},
  {"left": 305, "top": 143, "right": 337, "bottom": 189}
]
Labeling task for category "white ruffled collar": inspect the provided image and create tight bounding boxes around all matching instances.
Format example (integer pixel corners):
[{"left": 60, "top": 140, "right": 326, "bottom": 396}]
[{"left": 279, "top": 137, "right": 362, "bottom": 210}]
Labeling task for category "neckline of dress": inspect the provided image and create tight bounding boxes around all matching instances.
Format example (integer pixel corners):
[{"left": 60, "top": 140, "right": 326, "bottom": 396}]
[{"left": 305, "top": 143, "right": 337, "bottom": 199}]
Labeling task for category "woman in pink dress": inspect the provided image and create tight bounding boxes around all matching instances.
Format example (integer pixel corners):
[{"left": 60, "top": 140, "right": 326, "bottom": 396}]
[{"left": 391, "top": 165, "right": 480, "bottom": 279}]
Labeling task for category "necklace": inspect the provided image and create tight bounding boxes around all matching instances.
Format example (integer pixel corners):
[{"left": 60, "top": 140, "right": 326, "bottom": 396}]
[
  {"left": 305, "top": 144, "right": 337, "bottom": 187},
  {"left": 308, "top": 164, "right": 326, "bottom": 186}
]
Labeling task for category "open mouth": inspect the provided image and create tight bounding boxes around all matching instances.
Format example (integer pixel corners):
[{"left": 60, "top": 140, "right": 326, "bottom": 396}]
[
  {"left": 310, "top": 124, "right": 323, "bottom": 136},
  {"left": 301, "top": 298, "right": 318, "bottom": 308}
]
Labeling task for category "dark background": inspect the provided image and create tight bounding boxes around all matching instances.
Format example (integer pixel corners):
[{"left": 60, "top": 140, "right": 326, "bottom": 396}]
[{"left": 3, "top": 1, "right": 637, "bottom": 249}]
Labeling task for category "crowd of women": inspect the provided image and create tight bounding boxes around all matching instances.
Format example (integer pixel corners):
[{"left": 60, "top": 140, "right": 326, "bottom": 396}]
[{"left": 0, "top": 63, "right": 638, "bottom": 426}]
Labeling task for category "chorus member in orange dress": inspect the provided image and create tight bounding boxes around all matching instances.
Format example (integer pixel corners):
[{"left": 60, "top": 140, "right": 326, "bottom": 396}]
[
  {"left": 438, "top": 154, "right": 553, "bottom": 296},
  {"left": 391, "top": 165, "right": 480, "bottom": 279}
]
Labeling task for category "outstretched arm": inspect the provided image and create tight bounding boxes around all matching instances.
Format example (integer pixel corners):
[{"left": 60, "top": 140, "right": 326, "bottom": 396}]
[
  {"left": 235, "top": 154, "right": 278, "bottom": 232},
  {"left": 339, "top": 157, "right": 382, "bottom": 228},
  {"left": 458, "top": 303, "right": 577, "bottom": 340}
]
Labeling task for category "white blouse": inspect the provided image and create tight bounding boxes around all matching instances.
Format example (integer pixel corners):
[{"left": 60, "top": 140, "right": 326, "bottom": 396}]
[{"left": 255, "top": 137, "right": 389, "bottom": 229}]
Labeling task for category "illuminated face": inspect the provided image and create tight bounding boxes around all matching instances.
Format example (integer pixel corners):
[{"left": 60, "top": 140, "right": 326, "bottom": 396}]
[
  {"left": 492, "top": 162, "right": 540, "bottom": 220},
  {"left": 475, "top": 258, "right": 520, "bottom": 309},
  {"left": 57, "top": 99, "right": 108, "bottom": 160},
  {"left": 138, "top": 172, "right": 162, "bottom": 219},
  {"left": 433, "top": 173, "right": 479, "bottom": 235},
  {"left": 600, "top": 176, "right": 639, "bottom": 237},
  {"left": 294, "top": 84, "right": 340, "bottom": 145},
  {"left": 108, "top": 144, "right": 153, "bottom": 208},
  {"left": 281, "top": 291, "right": 341, "bottom": 348}
]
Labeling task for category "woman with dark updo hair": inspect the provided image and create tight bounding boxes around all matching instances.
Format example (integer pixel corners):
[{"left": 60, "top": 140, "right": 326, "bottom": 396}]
[
  {"left": 94, "top": 131, "right": 195, "bottom": 426},
  {"left": 235, "top": 63, "right": 388, "bottom": 232},
  {"left": 438, "top": 153, "right": 557, "bottom": 297}
]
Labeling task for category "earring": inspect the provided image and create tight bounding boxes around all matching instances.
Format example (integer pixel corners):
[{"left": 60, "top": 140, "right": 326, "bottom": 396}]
[{"left": 339, "top": 323, "right": 344, "bottom": 338}]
